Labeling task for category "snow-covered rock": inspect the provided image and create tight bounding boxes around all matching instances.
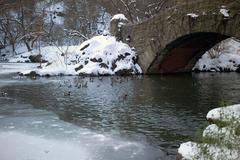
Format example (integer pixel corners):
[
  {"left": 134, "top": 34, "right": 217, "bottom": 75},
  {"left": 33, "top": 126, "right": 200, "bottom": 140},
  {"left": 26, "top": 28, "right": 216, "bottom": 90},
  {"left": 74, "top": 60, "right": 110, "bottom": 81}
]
[
  {"left": 73, "top": 35, "right": 141, "bottom": 76},
  {"left": 207, "top": 104, "right": 240, "bottom": 122},
  {"left": 10, "top": 35, "right": 142, "bottom": 76},
  {"left": 177, "top": 142, "right": 200, "bottom": 160},
  {"left": 178, "top": 142, "right": 239, "bottom": 160},
  {"left": 193, "top": 38, "right": 240, "bottom": 72},
  {"left": 177, "top": 104, "right": 240, "bottom": 160}
]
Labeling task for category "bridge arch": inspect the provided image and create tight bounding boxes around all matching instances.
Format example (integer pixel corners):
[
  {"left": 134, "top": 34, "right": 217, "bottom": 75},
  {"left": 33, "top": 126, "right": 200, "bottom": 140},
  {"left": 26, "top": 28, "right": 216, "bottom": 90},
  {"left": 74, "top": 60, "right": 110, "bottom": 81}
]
[
  {"left": 148, "top": 32, "right": 229, "bottom": 73},
  {"left": 117, "top": 0, "right": 240, "bottom": 74}
]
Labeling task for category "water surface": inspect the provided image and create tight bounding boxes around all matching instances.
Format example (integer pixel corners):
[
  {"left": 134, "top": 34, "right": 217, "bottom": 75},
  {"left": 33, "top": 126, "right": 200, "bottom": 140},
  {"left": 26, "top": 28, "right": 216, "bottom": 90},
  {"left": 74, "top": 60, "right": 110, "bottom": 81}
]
[{"left": 0, "top": 63, "right": 240, "bottom": 160}]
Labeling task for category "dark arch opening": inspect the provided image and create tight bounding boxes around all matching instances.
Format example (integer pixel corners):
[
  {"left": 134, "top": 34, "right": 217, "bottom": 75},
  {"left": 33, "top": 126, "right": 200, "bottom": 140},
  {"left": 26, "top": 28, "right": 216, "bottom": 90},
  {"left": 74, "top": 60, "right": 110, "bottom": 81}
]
[{"left": 149, "top": 32, "right": 229, "bottom": 74}]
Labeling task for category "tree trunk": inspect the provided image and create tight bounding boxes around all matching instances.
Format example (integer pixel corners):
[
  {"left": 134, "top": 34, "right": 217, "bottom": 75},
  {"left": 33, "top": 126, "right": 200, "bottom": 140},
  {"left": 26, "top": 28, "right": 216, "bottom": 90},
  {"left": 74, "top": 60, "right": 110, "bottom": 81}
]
[
  {"left": 24, "top": 40, "right": 32, "bottom": 51},
  {"left": 11, "top": 43, "right": 15, "bottom": 56}
]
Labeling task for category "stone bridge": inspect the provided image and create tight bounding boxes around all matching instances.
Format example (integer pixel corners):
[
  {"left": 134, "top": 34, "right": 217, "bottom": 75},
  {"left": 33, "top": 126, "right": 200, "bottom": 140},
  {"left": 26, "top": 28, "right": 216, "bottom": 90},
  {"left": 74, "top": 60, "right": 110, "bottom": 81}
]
[{"left": 112, "top": 0, "right": 240, "bottom": 74}]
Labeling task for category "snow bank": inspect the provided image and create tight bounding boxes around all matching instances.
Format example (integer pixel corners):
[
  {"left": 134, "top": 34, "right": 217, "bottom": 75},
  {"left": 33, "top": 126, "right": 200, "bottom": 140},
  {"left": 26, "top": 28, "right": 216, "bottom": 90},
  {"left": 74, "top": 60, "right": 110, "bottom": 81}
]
[
  {"left": 9, "top": 45, "right": 80, "bottom": 76},
  {"left": 178, "top": 104, "right": 240, "bottom": 160},
  {"left": 193, "top": 38, "right": 240, "bottom": 72},
  {"left": 9, "top": 35, "right": 142, "bottom": 76}
]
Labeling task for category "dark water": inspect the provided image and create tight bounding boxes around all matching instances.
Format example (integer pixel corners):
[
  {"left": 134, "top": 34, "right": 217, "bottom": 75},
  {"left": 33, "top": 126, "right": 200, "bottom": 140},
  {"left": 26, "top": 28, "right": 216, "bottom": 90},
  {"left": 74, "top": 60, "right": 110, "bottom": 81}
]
[{"left": 0, "top": 64, "right": 240, "bottom": 160}]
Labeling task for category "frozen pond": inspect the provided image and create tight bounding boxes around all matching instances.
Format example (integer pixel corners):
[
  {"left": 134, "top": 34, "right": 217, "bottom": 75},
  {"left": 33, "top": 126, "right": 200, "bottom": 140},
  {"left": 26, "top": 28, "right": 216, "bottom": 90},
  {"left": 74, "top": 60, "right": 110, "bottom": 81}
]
[{"left": 0, "top": 63, "right": 240, "bottom": 160}]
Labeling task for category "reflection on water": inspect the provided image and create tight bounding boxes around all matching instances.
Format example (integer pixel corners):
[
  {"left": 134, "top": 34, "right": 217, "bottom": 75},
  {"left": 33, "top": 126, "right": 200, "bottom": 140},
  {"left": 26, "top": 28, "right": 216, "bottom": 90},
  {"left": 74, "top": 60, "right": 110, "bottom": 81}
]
[{"left": 0, "top": 64, "right": 240, "bottom": 159}]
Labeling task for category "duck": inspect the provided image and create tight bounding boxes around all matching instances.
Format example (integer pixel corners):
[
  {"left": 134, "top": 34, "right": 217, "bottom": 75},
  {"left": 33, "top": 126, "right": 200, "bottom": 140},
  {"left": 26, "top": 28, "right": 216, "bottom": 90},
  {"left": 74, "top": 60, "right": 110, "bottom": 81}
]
[
  {"left": 1, "top": 91, "right": 7, "bottom": 97},
  {"left": 64, "top": 91, "right": 71, "bottom": 96}
]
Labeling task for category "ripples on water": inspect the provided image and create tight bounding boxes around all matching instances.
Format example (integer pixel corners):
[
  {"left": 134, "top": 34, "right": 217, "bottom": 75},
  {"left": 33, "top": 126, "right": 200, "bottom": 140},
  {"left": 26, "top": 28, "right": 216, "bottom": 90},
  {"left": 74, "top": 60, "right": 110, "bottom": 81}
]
[{"left": 0, "top": 65, "right": 240, "bottom": 160}]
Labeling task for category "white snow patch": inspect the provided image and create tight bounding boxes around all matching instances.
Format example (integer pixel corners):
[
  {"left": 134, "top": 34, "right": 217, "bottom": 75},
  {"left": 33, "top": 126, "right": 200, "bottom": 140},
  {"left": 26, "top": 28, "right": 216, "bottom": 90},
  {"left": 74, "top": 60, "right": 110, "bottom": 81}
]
[
  {"left": 220, "top": 8, "right": 229, "bottom": 17},
  {"left": 111, "top": 14, "right": 128, "bottom": 21},
  {"left": 187, "top": 13, "right": 199, "bottom": 18}
]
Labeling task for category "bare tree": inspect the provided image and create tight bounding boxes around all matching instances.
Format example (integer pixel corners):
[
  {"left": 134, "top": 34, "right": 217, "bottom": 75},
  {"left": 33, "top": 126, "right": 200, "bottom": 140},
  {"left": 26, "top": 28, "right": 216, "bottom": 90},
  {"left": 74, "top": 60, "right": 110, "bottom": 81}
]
[
  {"left": 0, "top": 17, "right": 21, "bottom": 55},
  {"left": 0, "top": 0, "right": 45, "bottom": 54},
  {"left": 101, "top": 0, "right": 168, "bottom": 23}
]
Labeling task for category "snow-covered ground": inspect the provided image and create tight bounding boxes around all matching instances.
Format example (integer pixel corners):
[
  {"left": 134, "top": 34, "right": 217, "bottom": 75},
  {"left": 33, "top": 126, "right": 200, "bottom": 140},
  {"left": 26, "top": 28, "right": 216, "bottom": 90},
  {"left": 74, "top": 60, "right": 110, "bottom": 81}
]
[
  {"left": 193, "top": 38, "right": 240, "bottom": 72},
  {"left": 8, "top": 35, "right": 142, "bottom": 76},
  {"left": 178, "top": 104, "right": 240, "bottom": 160},
  {"left": 0, "top": 63, "right": 39, "bottom": 75}
]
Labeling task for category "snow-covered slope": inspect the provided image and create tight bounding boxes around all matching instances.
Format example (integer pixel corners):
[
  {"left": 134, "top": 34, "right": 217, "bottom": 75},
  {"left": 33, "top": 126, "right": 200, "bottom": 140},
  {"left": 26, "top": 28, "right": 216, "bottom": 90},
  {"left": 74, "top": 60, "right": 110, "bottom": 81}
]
[
  {"left": 9, "top": 35, "right": 142, "bottom": 76},
  {"left": 193, "top": 38, "right": 240, "bottom": 72}
]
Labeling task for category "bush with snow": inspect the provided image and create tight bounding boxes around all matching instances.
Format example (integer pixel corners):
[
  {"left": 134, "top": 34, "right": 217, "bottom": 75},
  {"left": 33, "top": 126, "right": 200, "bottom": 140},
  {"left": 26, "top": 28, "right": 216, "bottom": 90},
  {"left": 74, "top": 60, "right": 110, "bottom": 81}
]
[{"left": 10, "top": 35, "right": 142, "bottom": 76}]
